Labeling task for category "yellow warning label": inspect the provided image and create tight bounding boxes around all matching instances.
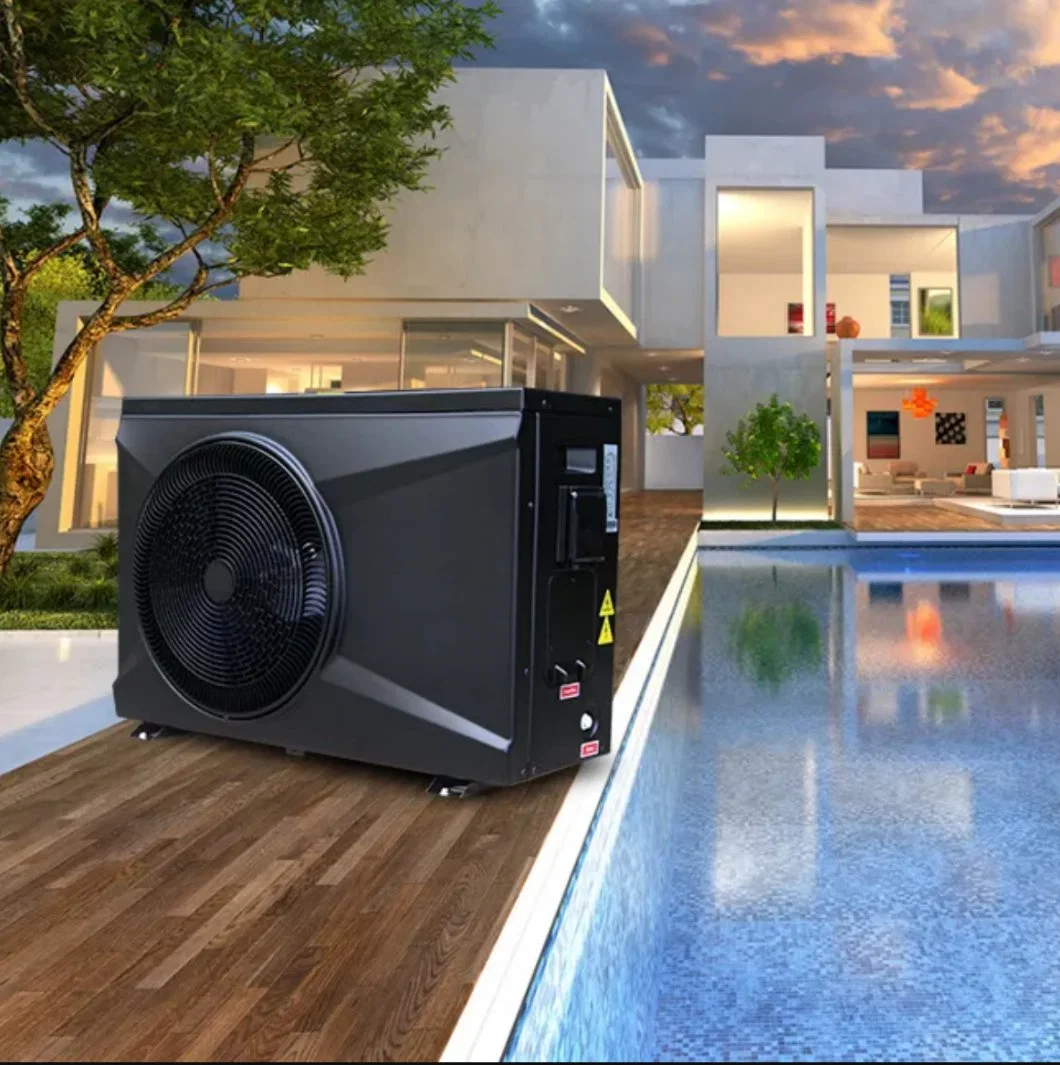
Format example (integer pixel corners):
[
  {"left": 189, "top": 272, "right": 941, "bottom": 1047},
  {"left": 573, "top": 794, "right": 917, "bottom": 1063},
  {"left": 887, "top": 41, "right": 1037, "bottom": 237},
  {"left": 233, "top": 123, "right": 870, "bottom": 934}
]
[
  {"left": 599, "top": 589, "right": 615, "bottom": 618},
  {"left": 598, "top": 616, "right": 614, "bottom": 646}
]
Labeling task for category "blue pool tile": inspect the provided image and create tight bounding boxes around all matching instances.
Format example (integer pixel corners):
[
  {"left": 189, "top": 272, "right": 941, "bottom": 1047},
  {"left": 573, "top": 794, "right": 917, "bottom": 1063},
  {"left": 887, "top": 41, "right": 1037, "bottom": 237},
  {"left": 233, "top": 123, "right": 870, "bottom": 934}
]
[{"left": 508, "top": 552, "right": 1060, "bottom": 1062}]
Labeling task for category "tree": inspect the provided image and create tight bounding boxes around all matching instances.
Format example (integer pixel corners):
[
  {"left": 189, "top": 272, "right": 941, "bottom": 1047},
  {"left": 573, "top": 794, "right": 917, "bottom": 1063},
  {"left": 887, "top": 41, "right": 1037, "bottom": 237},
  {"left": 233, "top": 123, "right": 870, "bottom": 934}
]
[
  {"left": 1, "top": 211, "right": 183, "bottom": 417},
  {"left": 0, "top": 0, "right": 497, "bottom": 575},
  {"left": 729, "top": 599, "right": 821, "bottom": 693},
  {"left": 721, "top": 393, "right": 821, "bottom": 522},
  {"left": 646, "top": 383, "right": 703, "bottom": 435}
]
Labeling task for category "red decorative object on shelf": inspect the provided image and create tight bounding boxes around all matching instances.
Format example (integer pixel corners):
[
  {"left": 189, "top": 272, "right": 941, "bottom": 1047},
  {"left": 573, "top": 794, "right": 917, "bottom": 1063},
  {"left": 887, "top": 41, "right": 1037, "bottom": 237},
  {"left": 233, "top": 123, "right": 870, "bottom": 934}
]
[{"left": 835, "top": 315, "right": 860, "bottom": 339}]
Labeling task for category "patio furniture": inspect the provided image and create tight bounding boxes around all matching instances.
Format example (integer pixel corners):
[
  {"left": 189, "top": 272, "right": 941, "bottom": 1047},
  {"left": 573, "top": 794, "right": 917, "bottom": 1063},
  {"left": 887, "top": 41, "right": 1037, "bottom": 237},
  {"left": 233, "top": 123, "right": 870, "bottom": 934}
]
[
  {"left": 992, "top": 468, "right": 1059, "bottom": 505},
  {"left": 887, "top": 460, "right": 923, "bottom": 485},
  {"left": 858, "top": 471, "right": 895, "bottom": 493},
  {"left": 946, "top": 463, "right": 994, "bottom": 495},
  {"left": 914, "top": 477, "right": 957, "bottom": 497}
]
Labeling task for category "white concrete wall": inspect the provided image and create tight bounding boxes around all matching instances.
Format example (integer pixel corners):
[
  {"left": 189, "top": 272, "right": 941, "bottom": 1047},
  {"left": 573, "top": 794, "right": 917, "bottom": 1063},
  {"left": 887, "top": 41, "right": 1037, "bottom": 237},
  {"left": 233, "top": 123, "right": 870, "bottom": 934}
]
[
  {"left": 958, "top": 215, "right": 1033, "bottom": 338},
  {"left": 639, "top": 168, "right": 705, "bottom": 350},
  {"left": 718, "top": 273, "right": 803, "bottom": 336},
  {"left": 599, "top": 364, "right": 643, "bottom": 491},
  {"left": 604, "top": 159, "right": 638, "bottom": 324},
  {"left": 853, "top": 386, "right": 989, "bottom": 476},
  {"left": 705, "top": 135, "right": 824, "bottom": 179},
  {"left": 240, "top": 69, "right": 608, "bottom": 303},
  {"left": 827, "top": 274, "right": 891, "bottom": 338},
  {"left": 645, "top": 434, "right": 703, "bottom": 490},
  {"left": 822, "top": 169, "right": 923, "bottom": 216}
]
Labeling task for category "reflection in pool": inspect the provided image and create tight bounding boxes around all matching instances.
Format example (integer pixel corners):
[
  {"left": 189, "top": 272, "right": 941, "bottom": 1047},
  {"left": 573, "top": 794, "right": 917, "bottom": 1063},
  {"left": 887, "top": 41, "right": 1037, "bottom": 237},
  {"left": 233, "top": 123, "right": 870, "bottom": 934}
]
[{"left": 508, "top": 549, "right": 1060, "bottom": 1062}]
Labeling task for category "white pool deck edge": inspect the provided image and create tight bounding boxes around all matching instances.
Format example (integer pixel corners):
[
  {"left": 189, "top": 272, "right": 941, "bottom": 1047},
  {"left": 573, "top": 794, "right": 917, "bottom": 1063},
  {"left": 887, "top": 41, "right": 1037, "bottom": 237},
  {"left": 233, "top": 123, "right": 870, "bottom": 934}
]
[{"left": 440, "top": 529, "right": 701, "bottom": 1064}]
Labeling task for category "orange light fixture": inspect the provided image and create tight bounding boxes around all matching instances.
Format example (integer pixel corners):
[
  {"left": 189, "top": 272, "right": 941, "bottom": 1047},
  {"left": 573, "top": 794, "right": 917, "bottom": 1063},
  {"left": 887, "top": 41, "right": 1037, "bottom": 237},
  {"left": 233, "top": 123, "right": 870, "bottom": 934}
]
[{"left": 902, "top": 387, "right": 939, "bottom": 419}]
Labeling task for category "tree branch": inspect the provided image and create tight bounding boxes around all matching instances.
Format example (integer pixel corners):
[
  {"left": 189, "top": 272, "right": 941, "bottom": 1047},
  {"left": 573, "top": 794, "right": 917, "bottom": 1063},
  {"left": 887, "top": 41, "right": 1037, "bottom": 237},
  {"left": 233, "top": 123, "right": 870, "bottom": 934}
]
[
  {"left": 131, "top": 132, "right": 257, "bottom": 288},
  {"left": 249, "top": 136, "right": 301, "bottom": 170},
  {"left": 0, "top": 0, "right": 69, "bottom": 149},
  {"left": 69, "top": 144, "right": 126, "bottom": 287},
  {"left": 21, "top": 226, "right": 88, "bottom": 281},
  {"left": 109, "top": 260, "right": 210, "bottom": 332},
  {"left": 0, "top": 274, "right": 34, "bottom": 413}
]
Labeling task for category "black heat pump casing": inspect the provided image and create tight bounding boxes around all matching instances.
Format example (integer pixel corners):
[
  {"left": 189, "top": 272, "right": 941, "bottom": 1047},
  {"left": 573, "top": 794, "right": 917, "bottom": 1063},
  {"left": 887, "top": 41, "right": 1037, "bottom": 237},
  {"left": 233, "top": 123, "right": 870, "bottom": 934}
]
[{"left": 113, "top": 388, "right": 621, "bottom": 787}]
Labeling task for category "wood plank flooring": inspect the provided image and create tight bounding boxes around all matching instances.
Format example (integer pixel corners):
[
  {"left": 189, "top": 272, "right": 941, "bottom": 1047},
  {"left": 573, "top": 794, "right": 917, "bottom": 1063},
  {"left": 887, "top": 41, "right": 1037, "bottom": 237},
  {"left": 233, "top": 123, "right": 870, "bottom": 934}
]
[
  {"left": 0, "top": 490, "right": 700, "bottom": 1063},
  {"left": 854, "top": 503, "right": 1060, "bottom": 532}
]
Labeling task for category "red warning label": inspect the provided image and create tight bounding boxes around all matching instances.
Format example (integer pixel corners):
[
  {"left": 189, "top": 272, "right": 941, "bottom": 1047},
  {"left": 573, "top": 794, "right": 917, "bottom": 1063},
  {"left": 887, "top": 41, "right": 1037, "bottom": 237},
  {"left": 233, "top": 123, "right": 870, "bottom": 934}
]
[
  {"left": 580, "top": 740, "right": 600, "bottom": 759},
  {"left": 559, "top": 682, "right": 581, "bottom": 701}
]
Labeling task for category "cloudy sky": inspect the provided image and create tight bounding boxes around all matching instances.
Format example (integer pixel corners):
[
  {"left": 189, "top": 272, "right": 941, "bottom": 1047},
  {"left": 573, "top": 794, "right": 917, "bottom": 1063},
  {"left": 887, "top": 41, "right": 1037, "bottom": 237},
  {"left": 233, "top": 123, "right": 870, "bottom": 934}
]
[
  {"left": 481, "top": 0, "right": 1060, "bottom": 213},
  {"left": 2, "top": 0, "right": 1058, "bottom": 224}
]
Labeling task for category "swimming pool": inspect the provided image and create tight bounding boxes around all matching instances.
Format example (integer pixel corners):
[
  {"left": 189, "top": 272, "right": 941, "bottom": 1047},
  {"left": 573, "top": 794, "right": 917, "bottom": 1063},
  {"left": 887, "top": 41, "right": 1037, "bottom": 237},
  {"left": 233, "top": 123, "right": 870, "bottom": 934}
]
[{"left": 508, "top": 548, "right": 1060, "bottom": 1062}]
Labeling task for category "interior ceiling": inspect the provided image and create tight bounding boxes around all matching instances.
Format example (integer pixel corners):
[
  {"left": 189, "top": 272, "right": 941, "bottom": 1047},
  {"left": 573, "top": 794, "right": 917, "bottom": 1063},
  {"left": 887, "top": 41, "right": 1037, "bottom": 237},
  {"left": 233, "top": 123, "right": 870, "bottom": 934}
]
[
  {"left": 599, "top": 347, "right": 702, "bottom": 384},
  {"left": 854, "top": 350, "right": 1060, "bottom": 389},
  {"left": 718, "top": 216, "right": 957, "bottom": 275}
]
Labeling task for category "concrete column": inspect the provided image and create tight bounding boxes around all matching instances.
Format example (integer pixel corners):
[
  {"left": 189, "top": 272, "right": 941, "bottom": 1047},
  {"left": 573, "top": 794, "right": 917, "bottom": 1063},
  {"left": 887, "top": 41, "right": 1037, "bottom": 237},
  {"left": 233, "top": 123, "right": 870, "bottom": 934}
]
[
  {"left": 702, "top": 180, "right": 828, "bottom": 520},
  {"left": 703, "top": 343, "right": 830, "bottom": 518},
  {"left": 1000, "top": 391, "right": 1037, "bottom": 468},
  {"left": 830, "top": 341, "right": 854, "bottom": 523},
  {"left": 567, "top": 352, "right": 601, "bottom": 396},
  {"left": 1042, "top": 387, "right": 1060, "bottom": 466}
]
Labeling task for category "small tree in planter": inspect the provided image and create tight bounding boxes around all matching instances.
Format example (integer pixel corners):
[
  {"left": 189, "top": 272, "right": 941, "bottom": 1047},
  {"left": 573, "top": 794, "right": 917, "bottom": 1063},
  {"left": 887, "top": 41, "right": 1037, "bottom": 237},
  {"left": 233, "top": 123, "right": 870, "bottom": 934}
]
[{"left": 721, "top": 394, "right": 821, "bottom": 522}]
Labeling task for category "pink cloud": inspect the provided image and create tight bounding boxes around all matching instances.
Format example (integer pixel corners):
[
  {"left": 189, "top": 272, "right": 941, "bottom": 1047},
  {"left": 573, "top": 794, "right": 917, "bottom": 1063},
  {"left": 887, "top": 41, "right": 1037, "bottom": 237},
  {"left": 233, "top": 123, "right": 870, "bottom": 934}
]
[
  {"left": 704, "top": 0, "right": 904, "bottom": 66},
  {"left": 899, "top": 67, "right": 984, "bottom": 111},
  {"left": 977, "top": 107, "right": 1060, "bottom": 184}
]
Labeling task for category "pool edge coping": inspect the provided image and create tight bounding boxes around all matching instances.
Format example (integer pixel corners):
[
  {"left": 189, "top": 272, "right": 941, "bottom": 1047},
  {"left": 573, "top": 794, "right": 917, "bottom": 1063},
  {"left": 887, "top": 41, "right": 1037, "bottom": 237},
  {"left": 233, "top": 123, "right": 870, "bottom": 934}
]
[{"left": 439, "top": 528, "right": 701, "bottom": 1064}]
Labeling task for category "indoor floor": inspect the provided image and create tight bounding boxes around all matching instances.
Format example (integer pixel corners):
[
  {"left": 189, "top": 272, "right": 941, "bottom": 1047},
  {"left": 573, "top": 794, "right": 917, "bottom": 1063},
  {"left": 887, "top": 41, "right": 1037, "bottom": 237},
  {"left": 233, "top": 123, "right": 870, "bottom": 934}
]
[{"left": 854, "top": 503, "right": 1060, "bottom": 532}]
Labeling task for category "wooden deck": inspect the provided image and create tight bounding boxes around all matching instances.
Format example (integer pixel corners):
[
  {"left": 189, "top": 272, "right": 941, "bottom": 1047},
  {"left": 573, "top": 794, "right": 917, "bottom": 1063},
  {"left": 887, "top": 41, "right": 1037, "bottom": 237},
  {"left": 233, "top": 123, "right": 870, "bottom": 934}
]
[
  {"left": 0, "top": 490, "right": 700, "bottom": 1063},
  {"left": 854, "top": 503, "right": 1060, "bottom": 532}
]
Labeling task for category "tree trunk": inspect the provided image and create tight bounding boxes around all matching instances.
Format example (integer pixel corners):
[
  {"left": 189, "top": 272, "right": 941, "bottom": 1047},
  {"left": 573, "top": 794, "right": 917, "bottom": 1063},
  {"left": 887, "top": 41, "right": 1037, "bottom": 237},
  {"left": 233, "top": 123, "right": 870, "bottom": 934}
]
[
  {"left": 771, "top": 477, "right": 779, "bottom": 523},
  {"left": 0, "top": 417, "right": 55, "bottom": 577}
]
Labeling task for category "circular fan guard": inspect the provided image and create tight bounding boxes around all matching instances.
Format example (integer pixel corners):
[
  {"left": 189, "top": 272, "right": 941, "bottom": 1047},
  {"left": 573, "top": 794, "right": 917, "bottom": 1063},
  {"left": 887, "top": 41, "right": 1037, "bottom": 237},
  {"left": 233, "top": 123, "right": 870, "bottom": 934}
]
[{"left": 132, "top": 432, "right": 344, "bottom": 719}]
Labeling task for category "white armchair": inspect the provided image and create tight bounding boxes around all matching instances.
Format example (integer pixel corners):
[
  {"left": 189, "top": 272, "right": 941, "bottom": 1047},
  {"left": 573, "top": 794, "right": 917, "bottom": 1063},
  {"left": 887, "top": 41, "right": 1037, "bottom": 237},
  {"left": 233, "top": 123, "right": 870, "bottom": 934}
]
[{"left": 992, "top": 468, "right": 1059, "bottom": 505}]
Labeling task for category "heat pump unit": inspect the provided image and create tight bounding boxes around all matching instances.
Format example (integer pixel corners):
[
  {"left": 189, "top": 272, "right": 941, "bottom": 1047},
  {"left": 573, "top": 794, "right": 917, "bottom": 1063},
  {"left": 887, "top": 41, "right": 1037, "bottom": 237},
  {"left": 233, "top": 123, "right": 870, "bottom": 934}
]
[{"left": 113, "top": 389, "right": 620, "bottom": 787}]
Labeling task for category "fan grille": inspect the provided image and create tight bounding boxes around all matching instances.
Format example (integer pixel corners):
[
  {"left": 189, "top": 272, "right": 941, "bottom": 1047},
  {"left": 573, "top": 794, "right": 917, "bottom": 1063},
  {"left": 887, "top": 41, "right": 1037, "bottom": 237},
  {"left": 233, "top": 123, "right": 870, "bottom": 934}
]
[{"left": 132, "top": 433, "right": 343, "bottom": 719}]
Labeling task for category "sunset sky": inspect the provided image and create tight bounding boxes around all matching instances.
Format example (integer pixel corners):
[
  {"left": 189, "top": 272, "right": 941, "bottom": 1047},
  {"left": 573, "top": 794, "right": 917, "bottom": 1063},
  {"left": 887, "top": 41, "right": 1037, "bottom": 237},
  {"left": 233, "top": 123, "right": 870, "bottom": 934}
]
[
  {"left": 480, "top": 0, "right": 1060, "bottom": 213},
  {"left": 2, "top": 0, "right": 1058, "bottom": 218}
]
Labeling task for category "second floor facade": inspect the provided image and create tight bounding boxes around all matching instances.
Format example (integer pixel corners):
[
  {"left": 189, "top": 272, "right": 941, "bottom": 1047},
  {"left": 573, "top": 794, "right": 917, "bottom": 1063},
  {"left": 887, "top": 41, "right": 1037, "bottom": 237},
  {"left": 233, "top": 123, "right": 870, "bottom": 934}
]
[{"left": 239, "top": 67, "right": 1055, "bottom": 355}]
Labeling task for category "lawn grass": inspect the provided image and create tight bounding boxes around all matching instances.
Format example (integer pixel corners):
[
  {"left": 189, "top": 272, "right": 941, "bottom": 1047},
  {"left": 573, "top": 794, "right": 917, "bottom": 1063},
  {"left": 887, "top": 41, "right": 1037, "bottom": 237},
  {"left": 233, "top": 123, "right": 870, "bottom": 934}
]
[
  {"left": 700, "top": 519, "right": 845, "bottom": 531},
  {"left": 0, "top": 534, "right": 118, "bottom": 630}
]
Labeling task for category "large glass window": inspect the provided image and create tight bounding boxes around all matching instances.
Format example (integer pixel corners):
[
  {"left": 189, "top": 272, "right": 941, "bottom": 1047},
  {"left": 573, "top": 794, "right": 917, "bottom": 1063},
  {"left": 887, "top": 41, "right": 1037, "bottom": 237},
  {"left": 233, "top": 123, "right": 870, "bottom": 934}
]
[
  {"left": 825, "top": 227, "right": 957, "bottom": 340},
  {"left": 401, "top": 323, "right": 504, "bottom": 389},
  {"left": 603, "top": 122, "right": 640, "bottom": 324},
  {"left": 193, "top": 319, "right": 402, "bottom": 395},
  {"left": 717, "top": 188, "right": 815, "bottom": 337},
  {"left": 75, "top": 323, "right": 192, "bottom": 529}
]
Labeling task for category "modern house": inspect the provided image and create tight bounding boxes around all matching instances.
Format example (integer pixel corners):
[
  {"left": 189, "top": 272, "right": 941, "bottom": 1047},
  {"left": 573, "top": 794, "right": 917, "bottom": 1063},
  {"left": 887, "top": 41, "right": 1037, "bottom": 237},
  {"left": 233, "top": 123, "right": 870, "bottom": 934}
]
[{"left": 35, "top": 67, "right": 1060, "bottom": 547}]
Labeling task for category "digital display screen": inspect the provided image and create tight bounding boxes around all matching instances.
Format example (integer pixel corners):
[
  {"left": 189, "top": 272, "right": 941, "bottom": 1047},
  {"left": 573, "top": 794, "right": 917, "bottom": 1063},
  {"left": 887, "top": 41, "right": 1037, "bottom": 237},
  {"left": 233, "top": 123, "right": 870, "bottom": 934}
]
[{"left": 565, "top": 447, "right": 597, "bottom": 475}]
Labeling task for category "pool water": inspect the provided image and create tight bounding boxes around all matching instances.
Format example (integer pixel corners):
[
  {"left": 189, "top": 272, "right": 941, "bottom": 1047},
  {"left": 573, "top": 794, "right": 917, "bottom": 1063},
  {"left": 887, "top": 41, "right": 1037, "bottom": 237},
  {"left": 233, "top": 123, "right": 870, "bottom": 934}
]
[{"left": 508, "top": 549, "right": 1060, "bottom": 1062}]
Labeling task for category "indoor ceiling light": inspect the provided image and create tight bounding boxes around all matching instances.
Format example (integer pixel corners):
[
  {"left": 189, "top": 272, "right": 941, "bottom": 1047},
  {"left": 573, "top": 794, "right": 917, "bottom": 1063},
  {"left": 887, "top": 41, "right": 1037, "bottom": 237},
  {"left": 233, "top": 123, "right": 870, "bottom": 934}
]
[
  {"left": 560, "top": 305, "right": 581, "bottom": 314},
  {"left": 468, "top": 346, "right": 503, "bottom": 366}
]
